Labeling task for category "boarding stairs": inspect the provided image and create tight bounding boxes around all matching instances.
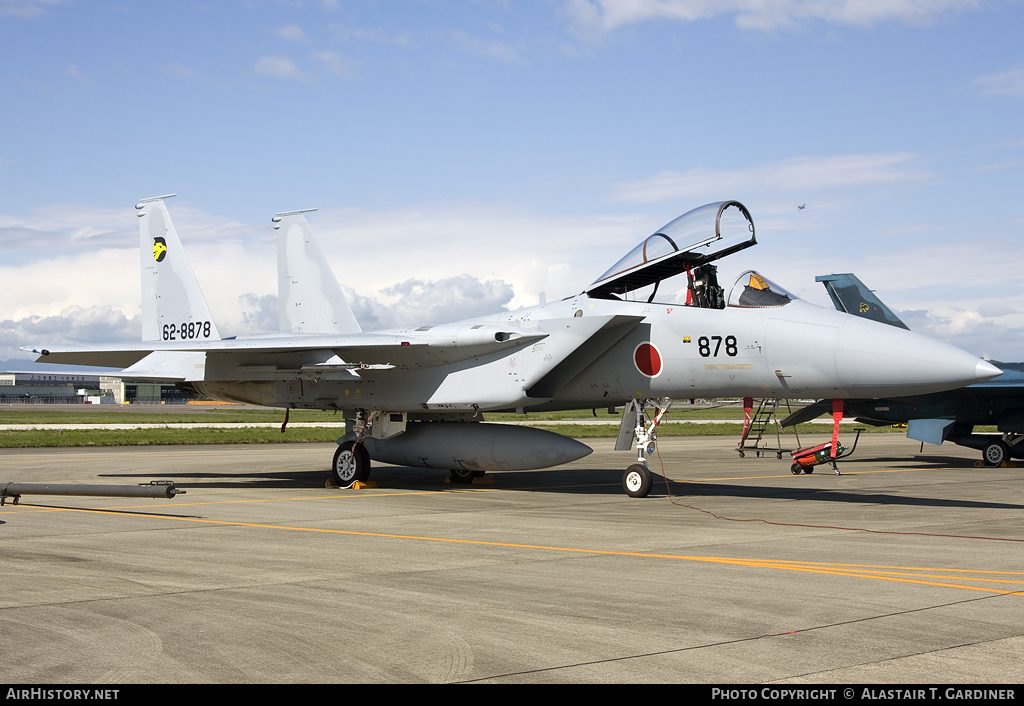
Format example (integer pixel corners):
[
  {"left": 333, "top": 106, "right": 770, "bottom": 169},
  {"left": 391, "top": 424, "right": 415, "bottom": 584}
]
[{"left": 737, "top": 398, "right": 801, "bottom": 459}]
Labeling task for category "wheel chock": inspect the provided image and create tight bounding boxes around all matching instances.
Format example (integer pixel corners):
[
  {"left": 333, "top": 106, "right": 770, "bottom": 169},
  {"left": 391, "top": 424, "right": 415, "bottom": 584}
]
[{"left": 324, "top": 478, "right": 378, "bottom": 489}]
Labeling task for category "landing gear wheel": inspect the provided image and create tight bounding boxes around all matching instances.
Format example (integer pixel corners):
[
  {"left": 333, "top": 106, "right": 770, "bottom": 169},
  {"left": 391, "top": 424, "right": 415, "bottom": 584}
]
[
  {"left": 983, "top": 439, "right": 1010, "bottom": 466},
  {"left": 333, "top": 440, "right": 370, "bottom": 486},
  {"left": 450, "top": 468, "right": 484, "bottom": 484},
  {"left": 791, "top": 463, "right": 802, "bottom": 475},
  {"left": 622, "top": 464, "right": 653, "bottom": 498}
]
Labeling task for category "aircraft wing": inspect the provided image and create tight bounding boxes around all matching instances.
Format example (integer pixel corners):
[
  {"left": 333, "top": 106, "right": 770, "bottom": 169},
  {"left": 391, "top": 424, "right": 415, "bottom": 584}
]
[
  {"left": 25, "top": 330, "right": 540, "bottom": 371},
  {"left": 23, "top": 315, "right": 642, "bottom": 385}
]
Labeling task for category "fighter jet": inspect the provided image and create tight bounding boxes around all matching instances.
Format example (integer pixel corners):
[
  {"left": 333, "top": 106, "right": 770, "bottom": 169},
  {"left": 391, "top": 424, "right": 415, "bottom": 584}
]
[
  {"left": 25, "top": 197, "right": 1000, "bottom": 496},
  {"left": 782, "top": 273, "right": 1024, "bottom": 467}
]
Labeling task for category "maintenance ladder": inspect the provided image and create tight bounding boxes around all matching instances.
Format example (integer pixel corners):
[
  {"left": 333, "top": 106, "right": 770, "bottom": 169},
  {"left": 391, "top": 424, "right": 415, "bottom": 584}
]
[{"left": 737, "top": 398, "right": 801, "bottom": 459}]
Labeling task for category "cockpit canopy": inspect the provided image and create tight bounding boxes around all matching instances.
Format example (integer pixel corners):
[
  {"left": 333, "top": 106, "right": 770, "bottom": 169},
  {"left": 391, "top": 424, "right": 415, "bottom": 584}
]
[
  {"left": 586, "top": 200, "right": 756, "bottom": 302},
  {"left": 727, "top": 270, "right": 795, "bottom": 308}
]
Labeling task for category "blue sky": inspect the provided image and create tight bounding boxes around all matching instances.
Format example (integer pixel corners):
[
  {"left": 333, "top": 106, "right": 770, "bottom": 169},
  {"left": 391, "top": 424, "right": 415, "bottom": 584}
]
[{"left": 2, "top": 0, "right": 1023, "bottom": 365}]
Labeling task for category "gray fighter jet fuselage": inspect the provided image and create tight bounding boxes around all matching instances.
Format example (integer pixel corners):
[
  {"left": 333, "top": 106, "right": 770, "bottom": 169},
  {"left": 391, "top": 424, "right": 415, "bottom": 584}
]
[
  {"left": 782, "top": 273, "right": 1024, "bottom": 467},
  {"left": 26, "top": 199, "right": 1000, "bottom": 496}
]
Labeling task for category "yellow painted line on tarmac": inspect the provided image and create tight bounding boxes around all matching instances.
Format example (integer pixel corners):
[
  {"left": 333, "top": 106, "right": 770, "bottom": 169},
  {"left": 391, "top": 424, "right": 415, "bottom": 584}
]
[
  {"left": 9, "top": 501, "right": 1023, "bottom": 597},
  {"left": 683, "top": 465, "right": 964, "bottom": 483},
  {"left": 765, "top": 557, "right": 1024, "bottom": 577},
  {"left": 0, "top": 487, "right": 495, "bottom": 513}
]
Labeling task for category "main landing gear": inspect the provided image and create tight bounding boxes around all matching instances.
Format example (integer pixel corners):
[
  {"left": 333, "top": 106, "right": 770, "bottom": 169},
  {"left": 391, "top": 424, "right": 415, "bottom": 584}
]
[
  {"left": 332, "top": 440, "right": 370, "bottom": 486},
  {"left": 982, "top": 437, "right": 1012, "bottom": 466},
  {"left": 618, "top": 398, "right": 671, "bottom": 498}
]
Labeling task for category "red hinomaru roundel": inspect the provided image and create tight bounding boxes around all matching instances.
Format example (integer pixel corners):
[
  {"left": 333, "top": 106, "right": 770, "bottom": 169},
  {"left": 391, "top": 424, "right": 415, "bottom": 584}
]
[{"left": 633, "top": 342, "right": 663, "bottom": 377}]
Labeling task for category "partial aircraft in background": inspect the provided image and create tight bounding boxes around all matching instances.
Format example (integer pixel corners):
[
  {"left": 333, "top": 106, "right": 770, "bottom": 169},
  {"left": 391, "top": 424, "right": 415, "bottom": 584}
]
[
  {"left": 25, "top": 198, "right": 1000, "bottom": 496},
  {"left": 782, "top": 273, "right": 1023, "bottom": 466}
]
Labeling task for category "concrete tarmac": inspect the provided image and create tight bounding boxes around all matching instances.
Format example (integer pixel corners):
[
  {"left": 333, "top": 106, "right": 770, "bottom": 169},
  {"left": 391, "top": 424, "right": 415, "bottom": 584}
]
[{"left": 1, "top": 434, "right": 1022, "bottom": 684}]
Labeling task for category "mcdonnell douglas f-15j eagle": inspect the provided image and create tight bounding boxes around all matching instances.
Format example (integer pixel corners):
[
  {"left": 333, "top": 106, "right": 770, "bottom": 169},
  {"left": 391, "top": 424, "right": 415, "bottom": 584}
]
[{"left": 26, "top": 197, "right": 1000, "bottom": 497}]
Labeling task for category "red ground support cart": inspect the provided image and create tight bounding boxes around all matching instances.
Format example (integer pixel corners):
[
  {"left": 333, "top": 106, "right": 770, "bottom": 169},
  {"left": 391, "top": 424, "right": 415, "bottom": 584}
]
[{"left": 790, "top": 428, "right": 863, "bottom": 475}]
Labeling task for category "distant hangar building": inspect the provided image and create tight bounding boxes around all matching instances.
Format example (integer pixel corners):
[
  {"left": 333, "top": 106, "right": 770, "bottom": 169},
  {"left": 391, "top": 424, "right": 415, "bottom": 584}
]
[{"left": 0, "top": 371, "right": 193, "bottom": 404}]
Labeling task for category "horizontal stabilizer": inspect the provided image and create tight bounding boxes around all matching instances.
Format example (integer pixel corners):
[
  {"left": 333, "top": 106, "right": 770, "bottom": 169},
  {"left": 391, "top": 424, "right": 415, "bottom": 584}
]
[
  {"left": 907, "top": 418, "right": 955, "bottom": 446},
  {"left": 119, "top": 351, "right": 208, "bottom": 381}
]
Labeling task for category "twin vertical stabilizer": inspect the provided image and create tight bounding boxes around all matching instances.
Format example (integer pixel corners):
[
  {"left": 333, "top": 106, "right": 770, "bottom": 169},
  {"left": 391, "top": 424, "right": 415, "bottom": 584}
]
[
  {"left": 137, "top": 195, "right": 222, "bottom": 343},
  {"left": 274, "top": 209, "right": 361, "bottom": 334}
]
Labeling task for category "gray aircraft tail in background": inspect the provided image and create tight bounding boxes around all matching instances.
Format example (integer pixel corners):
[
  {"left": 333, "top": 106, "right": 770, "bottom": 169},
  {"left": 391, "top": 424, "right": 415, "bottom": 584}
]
[{"left": 815, "top": 273, "right": 909, "bottom": 330}]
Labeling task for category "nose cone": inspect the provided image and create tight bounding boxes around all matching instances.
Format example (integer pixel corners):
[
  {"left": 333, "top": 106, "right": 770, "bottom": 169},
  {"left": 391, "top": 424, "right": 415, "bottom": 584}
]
[
  {"left": 976, "top": 359, "right": 1003, "bottom": 382},
  {"left": 834, "top": 318, "right": 1000, "bottom": 397}
]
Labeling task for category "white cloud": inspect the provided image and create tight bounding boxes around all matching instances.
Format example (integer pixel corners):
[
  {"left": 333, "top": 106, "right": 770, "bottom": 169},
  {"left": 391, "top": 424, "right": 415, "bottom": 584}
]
[
  {"left": 329, "top": 24, "right": 416, "bottom": 47},
  {"left": 307, "top": 206, "right": 648, "bottom": 311},
  {"left": 376, "top": 276, "right": 515, "bottom": 327},
  {"left": 313, "top": 50, "right": 355, "bottom": 77},
  {"left": 278, "top": 23, "right": 308, "bottom": 43},
  {"left": 0, "top": 202, "right": 640, "bottom": 353},
  {"left": 976, "top": 64, "right": 1024, "bottom": 97},
  {"left": 0, "top": 249, "right": 139, "bottom": 322},
  {"left": 611, "top": 153, "right": 933, "bottom": 204},
  {"left": 254, "top": 55, "right": 310, "bottom": 82},
  {"left": 160, "top": 63, "right": 199, "bottom": 80},
  {"left": 0, "top": 305, "right": 138, "bottom": 361},
  {"left": 5, "top": 195, "right": 1023, "bottom": 361},
  {"left": 65, "top": 63, "right": 89, "bottom": 87},
  {"left": 0, "top": 204, "right": 133, "bottom": 250},
  {"left": 0, "top": 0, "right": 64, "bottom": 19},
  {"left": 565, "top": 0, "right": 986, "bottom": 33},
  {"left": 449, "top": 29, "right": 525, "bottom": 65}
]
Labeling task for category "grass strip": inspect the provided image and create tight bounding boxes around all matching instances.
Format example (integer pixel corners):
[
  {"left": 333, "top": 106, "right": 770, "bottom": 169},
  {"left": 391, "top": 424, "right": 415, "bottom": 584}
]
[{"left": 0, "top": 421, "right": 911, "bottom": 448}]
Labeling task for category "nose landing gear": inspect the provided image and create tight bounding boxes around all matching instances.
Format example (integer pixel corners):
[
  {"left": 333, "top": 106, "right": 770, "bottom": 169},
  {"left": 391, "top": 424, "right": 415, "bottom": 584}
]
[{"left": 617, "top": 398, "right": 670, "bottom": 498}]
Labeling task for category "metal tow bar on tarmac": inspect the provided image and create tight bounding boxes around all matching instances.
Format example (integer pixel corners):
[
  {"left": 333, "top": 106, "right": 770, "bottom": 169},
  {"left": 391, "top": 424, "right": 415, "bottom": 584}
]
[{"left": 0, "top": 480, "right": 185, "bottom": 506}]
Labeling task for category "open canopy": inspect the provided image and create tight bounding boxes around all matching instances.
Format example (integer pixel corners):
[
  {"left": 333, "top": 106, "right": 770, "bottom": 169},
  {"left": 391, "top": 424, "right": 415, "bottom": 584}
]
[{"left": 586, "top": 200, "right": 756, "bottom": 300}]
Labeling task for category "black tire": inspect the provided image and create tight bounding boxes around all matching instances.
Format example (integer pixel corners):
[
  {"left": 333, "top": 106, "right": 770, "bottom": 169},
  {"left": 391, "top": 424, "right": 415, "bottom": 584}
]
[
  {"left": 791, "top": 463, "right": 803, "bottom": 475},
  {"left": 982, "top": 439, "right": 1010, "bottom": 467},
  {"left": 450, "top": 468, "right": 484, "bottom": 484},
  {"left": 332, "top": 440, "right": 370, "bottom": 485},
  {"left": 803, "top": 467, "right": 814, "bottom": 474},
  {"left": 622, "top": 464, "right": 653, "bottom": 498}
]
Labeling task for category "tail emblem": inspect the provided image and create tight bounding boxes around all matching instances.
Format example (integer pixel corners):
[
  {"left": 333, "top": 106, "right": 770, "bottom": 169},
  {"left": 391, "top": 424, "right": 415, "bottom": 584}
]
[{"left": 153, "top": 237, "right": 167, "bottom": 262}]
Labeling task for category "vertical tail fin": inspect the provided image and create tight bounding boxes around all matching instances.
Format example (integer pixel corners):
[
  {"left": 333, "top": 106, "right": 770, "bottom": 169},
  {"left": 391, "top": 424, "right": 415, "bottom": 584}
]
[
  {"left": 816, "top": 273, "right": 909, "bottom": 331},
  {"left": 273, "top": 209, "right": 361, "bottom": 334},
  {"left": 137, "top": 195, "right": 222, "bottom": 342}
]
